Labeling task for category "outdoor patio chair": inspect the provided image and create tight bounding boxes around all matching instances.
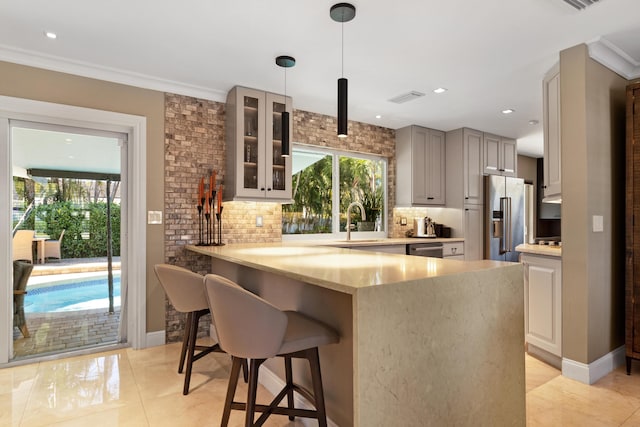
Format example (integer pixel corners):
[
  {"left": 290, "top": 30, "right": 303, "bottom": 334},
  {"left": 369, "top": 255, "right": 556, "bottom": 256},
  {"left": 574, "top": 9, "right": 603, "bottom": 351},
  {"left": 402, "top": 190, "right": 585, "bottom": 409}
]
[
  {"left": 45, "top": 229, "right": 65, "bottom": 261},
  {"left": 13, "top": 260, "right": 34, "bottom": 338},
  {"left": 12, "top": 230, "right": 34, "bottom": 263}
]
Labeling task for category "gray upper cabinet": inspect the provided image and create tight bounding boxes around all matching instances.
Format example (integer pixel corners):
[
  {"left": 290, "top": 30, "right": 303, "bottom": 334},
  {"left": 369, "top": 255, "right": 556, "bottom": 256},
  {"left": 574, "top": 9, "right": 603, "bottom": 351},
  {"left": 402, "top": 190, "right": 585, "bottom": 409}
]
[
  {"left": 445, "top": 128, "right": 484, "bottom": 206},
  {"left": 396, "top": 125, "right": 445, "bottom": 206},
  {"left": 543, "top": 63, "right": 561, "bottom": 200},
  {"left": 463, "top": 129, "right": 485, "bottom": 204},
  {"left": 225, "top": 86, "right": 292, "bottom": 202},
  {"left": 483, "top": 133, "right": 517, "bottom": 177}
]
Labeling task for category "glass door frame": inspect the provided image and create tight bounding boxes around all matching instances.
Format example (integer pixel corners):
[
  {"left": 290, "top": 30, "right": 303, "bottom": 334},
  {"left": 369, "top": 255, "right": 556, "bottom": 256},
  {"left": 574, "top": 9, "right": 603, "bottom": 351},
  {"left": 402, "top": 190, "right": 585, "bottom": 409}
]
[{"left": 0, "top": 95, "right": 148, "bottom": 365}]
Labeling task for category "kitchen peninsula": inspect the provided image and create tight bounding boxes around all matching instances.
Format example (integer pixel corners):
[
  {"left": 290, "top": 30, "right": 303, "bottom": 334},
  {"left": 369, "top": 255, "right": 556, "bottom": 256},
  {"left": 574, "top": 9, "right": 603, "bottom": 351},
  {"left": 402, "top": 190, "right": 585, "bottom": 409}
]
[{"left": 187, "top": 243, "right": 525, "bottom": 426}]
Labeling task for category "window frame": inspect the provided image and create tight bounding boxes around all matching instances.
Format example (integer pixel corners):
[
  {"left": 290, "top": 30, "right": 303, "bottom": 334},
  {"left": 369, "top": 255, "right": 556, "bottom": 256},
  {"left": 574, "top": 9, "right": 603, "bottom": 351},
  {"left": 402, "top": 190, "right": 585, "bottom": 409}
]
[{"left": 283, "top": 143, "right": 388, "bottom": 241}]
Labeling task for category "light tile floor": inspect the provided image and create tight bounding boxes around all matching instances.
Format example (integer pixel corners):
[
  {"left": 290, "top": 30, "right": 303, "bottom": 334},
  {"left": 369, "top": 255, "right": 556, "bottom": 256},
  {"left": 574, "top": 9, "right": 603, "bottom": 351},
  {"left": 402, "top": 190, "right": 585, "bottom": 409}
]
[{"left": 3, "top": 340, "right": 640, "bottom": 426}]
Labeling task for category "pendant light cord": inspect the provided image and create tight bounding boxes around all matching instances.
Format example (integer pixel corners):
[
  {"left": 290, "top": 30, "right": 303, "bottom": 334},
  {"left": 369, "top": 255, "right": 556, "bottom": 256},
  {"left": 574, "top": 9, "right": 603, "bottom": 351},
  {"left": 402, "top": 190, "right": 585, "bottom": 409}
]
[{"left": 341, "top": 18, "right": 344, "bottom": 78}]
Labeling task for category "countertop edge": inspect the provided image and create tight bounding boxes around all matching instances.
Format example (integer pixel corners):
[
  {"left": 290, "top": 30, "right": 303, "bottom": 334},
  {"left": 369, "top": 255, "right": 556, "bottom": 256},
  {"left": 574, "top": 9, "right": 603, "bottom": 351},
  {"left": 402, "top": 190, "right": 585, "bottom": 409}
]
[
  {"left": 288, "top": 237, "right": 464, "bottom": 248},
  {"left": 186, "top": 245, "right": 360, "bottom": 294},
  {"left": 516, "top": 243, "right": 562, "bottom": 257}
]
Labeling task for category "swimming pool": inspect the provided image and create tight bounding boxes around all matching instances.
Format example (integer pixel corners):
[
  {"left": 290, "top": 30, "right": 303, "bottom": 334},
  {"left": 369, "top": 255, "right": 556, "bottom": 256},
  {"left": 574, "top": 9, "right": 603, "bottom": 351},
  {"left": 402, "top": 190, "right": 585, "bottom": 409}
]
[{"left": 25, "top": 274, "right": 121, "bottom": 313}]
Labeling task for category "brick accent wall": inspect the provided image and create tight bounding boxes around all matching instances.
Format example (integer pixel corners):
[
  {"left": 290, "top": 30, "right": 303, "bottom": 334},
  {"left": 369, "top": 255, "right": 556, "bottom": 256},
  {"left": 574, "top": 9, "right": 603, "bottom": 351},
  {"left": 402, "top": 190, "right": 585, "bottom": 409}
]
[
  {"left": 164, "top": 94, "right": 225, "bottom": 342},
  {"left": 163, "top": 93, "right": 396, "bottom": 342}
]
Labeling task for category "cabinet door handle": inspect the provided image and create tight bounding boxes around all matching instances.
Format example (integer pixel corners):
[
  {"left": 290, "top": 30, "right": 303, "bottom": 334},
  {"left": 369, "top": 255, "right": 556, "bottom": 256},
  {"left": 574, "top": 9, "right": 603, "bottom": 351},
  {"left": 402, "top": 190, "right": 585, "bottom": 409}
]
[
  {"left": 543, "top": 185, "right": 547, "bottom": 189},
  {"left": 499, "top": 168, "right": 505, "bottom": 172},
  {"left": 260, "top": 187, "right": 265, "bottom": 191},
  {"left": 267, "top": 188, "right": 272, "bottom": 191},
  {"left": 427, "top": 197, "right": 434, "bottom": 200},
  {"left": 465, "top": 197, "right": 469, "bottom": 199}
]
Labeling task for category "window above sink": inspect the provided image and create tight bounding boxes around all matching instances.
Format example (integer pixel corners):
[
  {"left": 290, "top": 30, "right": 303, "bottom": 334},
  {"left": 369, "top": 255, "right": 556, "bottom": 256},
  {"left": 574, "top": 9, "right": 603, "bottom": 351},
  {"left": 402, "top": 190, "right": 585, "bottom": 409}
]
[{"left": 282, "top": 145, "right": 387, "bottom": 241}]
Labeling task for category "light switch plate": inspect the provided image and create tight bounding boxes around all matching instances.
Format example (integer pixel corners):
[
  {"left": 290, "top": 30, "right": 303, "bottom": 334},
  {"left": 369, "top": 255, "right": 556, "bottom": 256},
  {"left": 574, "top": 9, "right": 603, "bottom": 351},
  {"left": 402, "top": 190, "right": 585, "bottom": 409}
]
[
  {"left": 593, "top": 215, "right": 603, "bottom": 232},
  {"left": 256, "top": 215, "right": 263, "bottom": 227},
  {"left": 148, "top": 211, "right": 162, "bottom": 225}
]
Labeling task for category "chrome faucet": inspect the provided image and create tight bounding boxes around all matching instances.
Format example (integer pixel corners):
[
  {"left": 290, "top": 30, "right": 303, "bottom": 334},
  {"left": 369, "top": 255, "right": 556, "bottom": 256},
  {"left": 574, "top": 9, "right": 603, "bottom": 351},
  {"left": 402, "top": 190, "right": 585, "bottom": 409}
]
[{"left": 346, "top": 201, "right": 366, "bottom": 241}]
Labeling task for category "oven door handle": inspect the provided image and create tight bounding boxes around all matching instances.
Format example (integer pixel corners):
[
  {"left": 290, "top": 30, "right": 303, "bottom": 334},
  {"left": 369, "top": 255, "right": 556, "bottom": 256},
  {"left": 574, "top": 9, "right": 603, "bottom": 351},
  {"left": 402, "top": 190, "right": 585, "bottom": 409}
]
[{"left": 409, "top": 246, "right": 444, "bottom": 257}]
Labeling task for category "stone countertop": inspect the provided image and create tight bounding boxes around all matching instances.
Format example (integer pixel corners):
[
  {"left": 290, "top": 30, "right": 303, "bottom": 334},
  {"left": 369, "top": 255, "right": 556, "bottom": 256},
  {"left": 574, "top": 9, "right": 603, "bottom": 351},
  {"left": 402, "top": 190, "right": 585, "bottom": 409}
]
[
  {"left": 310, "top": 237, "right": 464, "bottom": 247},
  {"left": 516, "top": 243, "right": 562, "bottom": 257},
  {"left": 187, "top": 242, "right": 512, "bottom": 295}
]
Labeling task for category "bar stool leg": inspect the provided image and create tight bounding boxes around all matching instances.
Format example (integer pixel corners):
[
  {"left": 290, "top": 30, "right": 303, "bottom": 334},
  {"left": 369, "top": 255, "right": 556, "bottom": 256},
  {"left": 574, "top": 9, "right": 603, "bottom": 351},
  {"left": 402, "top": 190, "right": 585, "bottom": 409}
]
[
  {"left": 285, "top": 356, "right": 295, "bottom": 421},
  {"left": 221, "top": 356, "right": 244, "bottom": 427},
  {"left": 307, "top": 348, "right": 328, "bottom": 427},
  {"left": 245, "top": 358, "right": 265, "bottom": 427},
  {"left": 183, "top": 310, "right": 200, "bottom": 395},
  {"left": 179, "top": 312, "right": 192, "bottom": 374}
]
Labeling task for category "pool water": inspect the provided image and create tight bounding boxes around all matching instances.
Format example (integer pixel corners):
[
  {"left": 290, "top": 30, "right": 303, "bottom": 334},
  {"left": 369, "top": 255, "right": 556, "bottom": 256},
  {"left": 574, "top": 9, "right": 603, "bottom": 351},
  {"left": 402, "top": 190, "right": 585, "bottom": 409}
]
[{"left": 25, "top": 275, "right": 121, "bottom": 313}]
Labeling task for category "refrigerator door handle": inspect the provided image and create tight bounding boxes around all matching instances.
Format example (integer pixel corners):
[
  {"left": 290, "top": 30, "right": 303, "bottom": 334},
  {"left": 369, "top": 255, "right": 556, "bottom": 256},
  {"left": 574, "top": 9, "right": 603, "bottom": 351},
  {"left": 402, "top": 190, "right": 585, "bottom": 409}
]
[
  {"left": 500, "top": 197, "right": 507, "bottom": 254},
  {"left": 505, "top": 197, "right": 512, "bottom": 252}
]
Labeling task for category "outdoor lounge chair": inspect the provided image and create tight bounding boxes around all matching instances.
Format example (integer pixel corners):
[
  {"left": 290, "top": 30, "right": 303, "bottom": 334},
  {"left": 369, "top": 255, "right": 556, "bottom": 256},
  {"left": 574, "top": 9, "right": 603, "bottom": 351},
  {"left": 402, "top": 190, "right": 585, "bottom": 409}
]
[
  {"left": 45, "top": 229, "right": 65, "bottom": 261},
  {"left": 12, "top": 230, "right": 34, "bottom": 263},
  {"left": 13, "top": 260, "right": 34, "bottom": 338}
]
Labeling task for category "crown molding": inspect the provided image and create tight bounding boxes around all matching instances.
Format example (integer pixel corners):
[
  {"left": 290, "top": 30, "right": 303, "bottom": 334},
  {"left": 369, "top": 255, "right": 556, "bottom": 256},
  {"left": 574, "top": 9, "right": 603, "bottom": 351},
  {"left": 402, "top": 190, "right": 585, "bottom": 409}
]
[
  {"left": 588, "top": 38, "right": 640, "bottom": 80},
  {"left": 0, "top": 44, "right": 227, "bottom": 102}
]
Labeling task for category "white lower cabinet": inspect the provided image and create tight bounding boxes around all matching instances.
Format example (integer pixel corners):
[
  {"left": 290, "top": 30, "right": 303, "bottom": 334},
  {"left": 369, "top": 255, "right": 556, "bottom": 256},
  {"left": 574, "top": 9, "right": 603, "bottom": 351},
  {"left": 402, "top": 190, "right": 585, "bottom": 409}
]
[
  {"left": 443, "top": 241, "right": 464, "bottom": 259},
  {"left": 522, "top": 253, "right": 562, "bottom": 357}
]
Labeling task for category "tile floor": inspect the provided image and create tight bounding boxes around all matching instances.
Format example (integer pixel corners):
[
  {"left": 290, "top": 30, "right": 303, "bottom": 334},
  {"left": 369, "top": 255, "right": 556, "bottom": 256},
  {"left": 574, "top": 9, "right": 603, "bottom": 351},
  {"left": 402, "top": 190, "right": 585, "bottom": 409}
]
[{"left": 2, "top": 340, "right": 640, "bottom": 426}]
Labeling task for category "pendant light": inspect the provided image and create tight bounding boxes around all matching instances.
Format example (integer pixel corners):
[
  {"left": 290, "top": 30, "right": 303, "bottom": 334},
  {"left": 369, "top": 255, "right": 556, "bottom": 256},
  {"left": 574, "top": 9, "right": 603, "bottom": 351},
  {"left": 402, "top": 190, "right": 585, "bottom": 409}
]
[
  {"left": 275, "top": 55, "right": 295, "bottom": 157},
  {"left": 330, "top": 3, "right": 356, "bottom": 138}
]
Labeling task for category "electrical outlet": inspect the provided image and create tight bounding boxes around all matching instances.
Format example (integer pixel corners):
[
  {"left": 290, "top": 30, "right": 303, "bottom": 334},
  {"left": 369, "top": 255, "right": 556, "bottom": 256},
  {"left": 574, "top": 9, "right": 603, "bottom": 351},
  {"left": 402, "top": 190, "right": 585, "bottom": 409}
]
[
  {"left": 256, "top": 215, "right": 263, "bottom": 227},
  {"left": 593, "top": 215, "right": 603, "bottom": 232},
  {"left": 400, "top": 217, "right": 407, "bottom": 226},
  {"left": 147, "top": 211, "right": 162, "bottom": 224}
]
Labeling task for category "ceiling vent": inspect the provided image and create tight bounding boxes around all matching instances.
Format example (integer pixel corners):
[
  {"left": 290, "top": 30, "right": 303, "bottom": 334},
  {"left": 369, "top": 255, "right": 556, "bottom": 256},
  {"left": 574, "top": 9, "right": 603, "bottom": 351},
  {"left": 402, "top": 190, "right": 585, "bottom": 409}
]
[
  {"left": 388, "top": 91, "right": 425, "bottom": 104},
  {"left": 562, "top": 0, "right": 599, "bottom": 10}
]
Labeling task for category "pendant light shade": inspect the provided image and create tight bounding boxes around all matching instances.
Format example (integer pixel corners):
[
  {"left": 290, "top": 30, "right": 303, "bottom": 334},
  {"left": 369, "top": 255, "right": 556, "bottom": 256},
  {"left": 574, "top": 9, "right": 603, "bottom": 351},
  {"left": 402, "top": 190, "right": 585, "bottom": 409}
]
[
  {"left": 337, "top": 77, "right": 348, "bottom": 138},
  {"left": 275, "top": 55, "right": 295, "bottom": 157},
  {"left": 331, "top": 3, "right": 356, "bottom": 139},
  {"left": 281, "top": 111, "right": 290, "bottom": 157}
]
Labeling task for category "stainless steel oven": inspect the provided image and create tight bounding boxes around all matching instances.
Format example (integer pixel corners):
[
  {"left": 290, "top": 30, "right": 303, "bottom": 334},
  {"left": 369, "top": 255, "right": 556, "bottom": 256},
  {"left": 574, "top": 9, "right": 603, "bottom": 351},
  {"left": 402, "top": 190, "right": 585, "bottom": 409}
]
[{"left": 406, "top": 242, "right": 444, "bottom": 258}]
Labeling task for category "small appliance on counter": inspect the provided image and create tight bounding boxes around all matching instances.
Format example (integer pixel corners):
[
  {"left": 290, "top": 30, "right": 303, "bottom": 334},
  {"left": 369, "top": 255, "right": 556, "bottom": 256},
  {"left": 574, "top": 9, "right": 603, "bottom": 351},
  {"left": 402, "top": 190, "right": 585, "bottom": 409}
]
[
  {"left": 535, "top": 236, "right": 561, "bottom": 246},
  {"left": 413, "top": 217, "right": 438, "bottom": 238}
]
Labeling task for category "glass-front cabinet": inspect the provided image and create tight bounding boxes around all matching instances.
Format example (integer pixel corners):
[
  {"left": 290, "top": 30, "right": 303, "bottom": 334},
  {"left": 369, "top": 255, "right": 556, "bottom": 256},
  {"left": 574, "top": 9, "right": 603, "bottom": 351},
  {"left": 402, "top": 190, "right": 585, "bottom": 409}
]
[{"left": 225, "top": 86, "right": 292, "bottom": 201}]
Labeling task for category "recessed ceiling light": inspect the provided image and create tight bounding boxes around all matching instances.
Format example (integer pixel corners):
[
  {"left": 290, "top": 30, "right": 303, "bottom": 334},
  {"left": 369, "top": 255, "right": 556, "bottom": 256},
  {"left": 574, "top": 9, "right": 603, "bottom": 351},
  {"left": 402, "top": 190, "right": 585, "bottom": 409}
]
[
  {"left": 65, "top": 138, "right": 72, "bottom": 143},
  {"left": 44, "top": 31, "right": 57, "bottom": 39},
  {"left": 375, "top": 115, "right": 382, "bottom": 119},
  {"left": 502, "top": 109, "right": 515, "bottom": 114},
  {"left": 528, "top": 120, "right": 539, "bottom": 125},
  {"left": 68, "top": 155, "right": 75, "bottom": 159},
  {"left": 433, "top": 87, "right": 447, "bottom": 94}
]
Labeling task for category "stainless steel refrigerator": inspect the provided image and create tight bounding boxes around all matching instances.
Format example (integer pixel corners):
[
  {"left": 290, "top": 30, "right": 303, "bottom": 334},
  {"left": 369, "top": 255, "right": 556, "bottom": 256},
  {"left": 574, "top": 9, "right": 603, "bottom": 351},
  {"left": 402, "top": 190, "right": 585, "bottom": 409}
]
[{"left": 484, "top": 175, "right": 524, "bottom": 261}]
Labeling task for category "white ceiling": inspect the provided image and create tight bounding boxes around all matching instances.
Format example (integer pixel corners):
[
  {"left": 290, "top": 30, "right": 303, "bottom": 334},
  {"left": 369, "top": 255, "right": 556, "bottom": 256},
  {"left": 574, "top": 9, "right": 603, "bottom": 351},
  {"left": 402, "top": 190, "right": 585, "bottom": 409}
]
[{"left": 2, "top": 0, "right": 640, "bottom": 158}]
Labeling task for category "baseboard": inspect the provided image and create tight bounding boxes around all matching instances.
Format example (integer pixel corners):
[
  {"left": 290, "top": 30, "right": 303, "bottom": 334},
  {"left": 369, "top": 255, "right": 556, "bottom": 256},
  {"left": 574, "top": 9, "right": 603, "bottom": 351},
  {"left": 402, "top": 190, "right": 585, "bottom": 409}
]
[
  {"left": 258, "top": 366, "right": 338, "bottom": 427},
  {"left": 527, "top": 343, "right": 562, "bottom": 370},
  {"left": 145, "top": 330, "right": 166, "bottom": 348},
  {"left": 562, "top": 345, "right": 625, "bottom": 384}
]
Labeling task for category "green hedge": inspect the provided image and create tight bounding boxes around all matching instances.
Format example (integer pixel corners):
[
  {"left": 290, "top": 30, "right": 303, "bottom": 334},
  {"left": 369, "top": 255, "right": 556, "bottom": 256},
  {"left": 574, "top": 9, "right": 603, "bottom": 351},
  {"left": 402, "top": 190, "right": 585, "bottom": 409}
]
[{"left": 28, "top": 201, "right": 121, "bottom": 259}]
